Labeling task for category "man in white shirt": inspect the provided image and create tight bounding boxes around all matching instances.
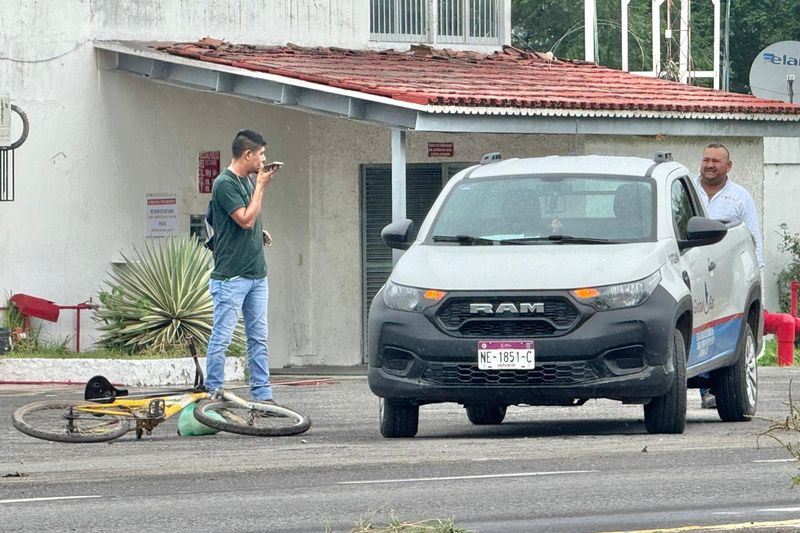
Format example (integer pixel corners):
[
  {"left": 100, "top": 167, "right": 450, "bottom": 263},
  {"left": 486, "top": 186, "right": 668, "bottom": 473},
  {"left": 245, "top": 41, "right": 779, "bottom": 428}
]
[
  {"left": 694, "top": 143, "right": 764, "bottom": 409},
  {"left": 695, "top": 144, "right": 764, "bottom": 268}
]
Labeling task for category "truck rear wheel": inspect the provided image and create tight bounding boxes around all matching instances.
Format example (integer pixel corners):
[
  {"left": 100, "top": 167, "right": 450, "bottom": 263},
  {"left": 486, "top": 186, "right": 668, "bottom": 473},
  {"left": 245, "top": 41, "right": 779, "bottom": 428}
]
[
  {"left": 714, "top": 323, "right": 757, "bottom": 421},
  {"left": 380, "top": 400, "right": 419, "bottom": 438},
  {"left": 644, "top": 329, "right": 687, "bottom": 434},
  {"left": 466, "top": 404, "right": 507, "bottom": 425}
]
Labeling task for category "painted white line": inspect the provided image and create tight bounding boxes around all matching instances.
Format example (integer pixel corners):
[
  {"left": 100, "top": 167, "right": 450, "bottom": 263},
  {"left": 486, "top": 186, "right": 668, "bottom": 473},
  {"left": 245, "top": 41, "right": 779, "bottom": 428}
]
[
  {"left": 758, "top": 507, "right": 800, "bottom": 513},
  {"left": 753, "top": 458, "right": 797, "bottom": 463},
  {"left": 338, "top": 470, "right": 598, "bottom": 485},
  {"left": 0, "top": 495, "right": 102, "bottom": 504}
]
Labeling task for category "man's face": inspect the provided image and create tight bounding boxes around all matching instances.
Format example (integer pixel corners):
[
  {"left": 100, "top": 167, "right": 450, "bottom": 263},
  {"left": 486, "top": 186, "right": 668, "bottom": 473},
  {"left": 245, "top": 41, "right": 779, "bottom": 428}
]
[
  {"left": 700, "top": 147, "right": 732, "bottom": 186},
  {"left": 245, "top": 146, "right": 267, "bottom": 174}
]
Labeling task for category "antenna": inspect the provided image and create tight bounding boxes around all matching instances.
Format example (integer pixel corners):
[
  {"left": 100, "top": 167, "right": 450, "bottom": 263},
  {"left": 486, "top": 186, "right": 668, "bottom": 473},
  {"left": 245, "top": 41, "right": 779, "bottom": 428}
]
[{"left": 749, "top": 41, "right": 800, "bottom": 103}]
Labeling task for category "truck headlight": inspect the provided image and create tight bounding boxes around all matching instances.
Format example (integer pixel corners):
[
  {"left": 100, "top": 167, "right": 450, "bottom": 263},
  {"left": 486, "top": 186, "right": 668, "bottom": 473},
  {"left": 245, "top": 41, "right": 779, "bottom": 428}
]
[
  {"left": 571, "top": 270, "right": 662, "bottom": 310},
  {"left": 382, "top": 281, "right": 447, "bottom": 312}
]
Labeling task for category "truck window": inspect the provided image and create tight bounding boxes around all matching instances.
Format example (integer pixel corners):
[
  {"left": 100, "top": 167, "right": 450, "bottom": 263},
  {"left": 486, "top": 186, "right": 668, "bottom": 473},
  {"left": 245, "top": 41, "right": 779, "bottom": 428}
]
[
  {"left": 671, "top": 179, "right": 696, "bottom": 240},
  {"left": 429, "top": 175, "right": 655, "bottom": 242}
]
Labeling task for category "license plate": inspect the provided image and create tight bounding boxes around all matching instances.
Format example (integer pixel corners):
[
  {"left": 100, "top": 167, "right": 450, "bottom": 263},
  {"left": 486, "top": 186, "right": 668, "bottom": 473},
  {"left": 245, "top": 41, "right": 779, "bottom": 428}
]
[{"left": 477, "top": 340, "right": 535, "bottom": 370}]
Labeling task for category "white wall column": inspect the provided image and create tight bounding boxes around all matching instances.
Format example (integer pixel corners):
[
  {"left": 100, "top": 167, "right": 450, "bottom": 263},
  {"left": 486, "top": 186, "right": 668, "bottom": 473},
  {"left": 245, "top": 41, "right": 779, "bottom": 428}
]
[
  {"left": 391, "top": 128, "right": 407, "bottom": 264},
  {"left": 652, "top": 0, "right": 665, "bottom": 75},
  {"left": 712, "top": 0, "right": 721, "bottom": 89},
  {"left": 621, "top": 0, "right": 630, "bottom": 71},
  {"left": 584, "top": 0, "right": 597, "bottom": 62},
  {"left": 679, "top": 0, "right": 690, "bottom": 83}
]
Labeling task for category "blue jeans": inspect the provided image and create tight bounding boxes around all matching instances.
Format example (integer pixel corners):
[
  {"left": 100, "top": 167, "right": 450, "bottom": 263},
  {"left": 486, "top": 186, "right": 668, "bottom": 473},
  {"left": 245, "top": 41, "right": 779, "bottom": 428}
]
[{"left": 206, "top": 276, "right": 272, "bottom": 401}]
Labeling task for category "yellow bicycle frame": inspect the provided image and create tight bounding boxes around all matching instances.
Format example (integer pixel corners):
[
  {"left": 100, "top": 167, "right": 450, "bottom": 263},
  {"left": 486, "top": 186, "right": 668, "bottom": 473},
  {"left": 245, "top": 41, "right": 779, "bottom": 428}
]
[{"left": 74, "top": 391, "right": 210, "bottom": 419}]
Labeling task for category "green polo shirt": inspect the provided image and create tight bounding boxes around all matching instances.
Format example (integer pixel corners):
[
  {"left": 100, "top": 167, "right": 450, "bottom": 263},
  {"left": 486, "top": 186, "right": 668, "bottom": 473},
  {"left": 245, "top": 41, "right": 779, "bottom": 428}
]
[{"left": 210, "top": 169, "right": 267, "bottom": 280}]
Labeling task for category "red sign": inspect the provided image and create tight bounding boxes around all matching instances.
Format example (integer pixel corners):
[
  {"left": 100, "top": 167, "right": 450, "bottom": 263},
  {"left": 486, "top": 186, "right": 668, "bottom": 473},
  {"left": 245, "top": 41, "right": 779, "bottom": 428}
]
[
  {"left": 198, "top": 151, "right": 221, "bottom": 193},
  {"left": 428, "top": 142, "right": 454, "bottom": 158}
]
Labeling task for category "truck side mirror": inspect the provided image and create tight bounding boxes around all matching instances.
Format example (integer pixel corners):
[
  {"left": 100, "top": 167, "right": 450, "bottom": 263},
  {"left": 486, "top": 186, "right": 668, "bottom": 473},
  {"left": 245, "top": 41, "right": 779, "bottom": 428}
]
[
  {"left": 678, "top": 216, "right": 727, "bottom": 250},
  {"left": 381, "top": 219, "right": 415, "bottom": 250}
]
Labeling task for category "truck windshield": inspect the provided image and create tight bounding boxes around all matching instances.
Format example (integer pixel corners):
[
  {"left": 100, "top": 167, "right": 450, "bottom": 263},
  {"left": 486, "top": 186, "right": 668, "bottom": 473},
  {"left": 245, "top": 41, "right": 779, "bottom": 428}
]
[{"left": 429, "top": 175, "right": 655, "bottom": 243}]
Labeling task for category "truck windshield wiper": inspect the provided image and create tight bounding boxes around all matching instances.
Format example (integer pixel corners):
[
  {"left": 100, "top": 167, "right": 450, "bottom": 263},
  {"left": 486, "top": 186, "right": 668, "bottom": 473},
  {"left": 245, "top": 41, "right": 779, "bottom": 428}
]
[
  {"left": 499, "top": 235, "right": 617, "bottom": 245},
  {"left": 432, "top": 234, "right": 501, "bottom": 245}
]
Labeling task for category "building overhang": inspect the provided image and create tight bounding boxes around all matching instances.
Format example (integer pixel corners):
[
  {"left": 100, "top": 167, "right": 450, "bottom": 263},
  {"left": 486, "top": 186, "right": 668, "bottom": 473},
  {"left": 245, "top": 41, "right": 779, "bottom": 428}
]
[{"left": 95, "top": 41, "right": 800, "bottom": 138}]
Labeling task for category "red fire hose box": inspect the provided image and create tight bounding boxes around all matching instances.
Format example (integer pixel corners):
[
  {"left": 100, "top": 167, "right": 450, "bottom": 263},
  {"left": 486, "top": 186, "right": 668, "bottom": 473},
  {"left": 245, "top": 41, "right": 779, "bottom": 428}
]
[{"left": 10, "top": 294, "right": 60, "bottom": 322}]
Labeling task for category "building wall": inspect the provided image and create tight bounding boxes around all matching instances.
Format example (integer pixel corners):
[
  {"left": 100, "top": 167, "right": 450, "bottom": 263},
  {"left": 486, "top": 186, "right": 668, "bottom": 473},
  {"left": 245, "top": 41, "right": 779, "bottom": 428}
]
[{"left": 764, "top": 137, "right": 800, "bottom": 312}]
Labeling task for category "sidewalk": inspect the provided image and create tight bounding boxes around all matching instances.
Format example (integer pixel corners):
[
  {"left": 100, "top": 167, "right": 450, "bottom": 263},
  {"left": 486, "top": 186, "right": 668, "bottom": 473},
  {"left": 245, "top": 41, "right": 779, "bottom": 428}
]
[{"left": 0, "top": 356, "right": 366, "bottom": 386}]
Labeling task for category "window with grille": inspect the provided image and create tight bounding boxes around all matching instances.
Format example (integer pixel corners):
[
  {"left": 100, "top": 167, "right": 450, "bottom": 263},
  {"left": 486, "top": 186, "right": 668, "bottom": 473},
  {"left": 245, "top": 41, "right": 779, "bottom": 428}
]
[{"left": 370, "top": 0, "right": 501, "bottom": 45}]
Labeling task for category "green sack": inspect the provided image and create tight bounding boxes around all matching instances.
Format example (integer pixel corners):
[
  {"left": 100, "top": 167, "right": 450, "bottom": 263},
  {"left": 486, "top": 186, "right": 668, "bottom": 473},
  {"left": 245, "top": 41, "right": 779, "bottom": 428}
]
[{"left": 177, "top": 402, "right": 223, "bottom": 436}]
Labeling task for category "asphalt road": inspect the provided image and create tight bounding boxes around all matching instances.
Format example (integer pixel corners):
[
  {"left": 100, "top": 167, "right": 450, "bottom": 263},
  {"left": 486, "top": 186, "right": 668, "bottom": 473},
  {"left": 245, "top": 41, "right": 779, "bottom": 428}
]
[{"left": 2, "top": 368, "right": 800, "bottom": 533}]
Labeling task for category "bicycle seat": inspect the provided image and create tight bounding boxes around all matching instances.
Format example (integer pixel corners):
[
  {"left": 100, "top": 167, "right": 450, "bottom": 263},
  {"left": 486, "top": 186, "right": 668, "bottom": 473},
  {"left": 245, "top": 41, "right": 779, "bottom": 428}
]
[{"left": 84, "top": 375, "right": 129, "bottom": 403}]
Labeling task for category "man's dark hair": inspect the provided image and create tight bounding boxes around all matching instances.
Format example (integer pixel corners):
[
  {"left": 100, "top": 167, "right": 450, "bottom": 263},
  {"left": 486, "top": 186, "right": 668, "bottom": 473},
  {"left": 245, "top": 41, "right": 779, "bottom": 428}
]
[
  {"left": 706, "top": 142, "right": 730, "bottom": 159},
  {"left": 232, "top": 129, "right": 267, "bottom": 158}
]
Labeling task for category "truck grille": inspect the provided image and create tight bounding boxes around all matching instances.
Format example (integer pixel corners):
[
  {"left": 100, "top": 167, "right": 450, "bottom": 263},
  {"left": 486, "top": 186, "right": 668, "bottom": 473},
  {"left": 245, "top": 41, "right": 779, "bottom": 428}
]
[
  {"left": 421, "top": 362, "right": 603, "bottom": 386},
  {"left": 434, "top": 296, "right": 581, "bottom": 338}
]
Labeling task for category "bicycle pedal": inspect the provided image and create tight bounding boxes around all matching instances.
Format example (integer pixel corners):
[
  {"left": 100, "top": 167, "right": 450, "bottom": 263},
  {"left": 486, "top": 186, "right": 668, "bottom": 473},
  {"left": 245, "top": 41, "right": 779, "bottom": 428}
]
[{"left": 147, "top": 399, "right": 166, "bottom": 418}]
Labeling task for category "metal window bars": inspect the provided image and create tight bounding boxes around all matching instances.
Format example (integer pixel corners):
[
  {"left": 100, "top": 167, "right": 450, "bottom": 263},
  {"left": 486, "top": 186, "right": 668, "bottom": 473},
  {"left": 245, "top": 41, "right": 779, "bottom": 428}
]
[{"left": 370, "top": 0, "right": 500, "bottom": 45}]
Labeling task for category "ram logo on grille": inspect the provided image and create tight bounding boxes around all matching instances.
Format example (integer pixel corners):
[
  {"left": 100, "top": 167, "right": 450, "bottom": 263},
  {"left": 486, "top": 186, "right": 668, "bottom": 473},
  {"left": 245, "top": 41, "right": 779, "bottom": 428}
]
[{"left": 469, "top": 302, "right": 545, "bottom": 314}]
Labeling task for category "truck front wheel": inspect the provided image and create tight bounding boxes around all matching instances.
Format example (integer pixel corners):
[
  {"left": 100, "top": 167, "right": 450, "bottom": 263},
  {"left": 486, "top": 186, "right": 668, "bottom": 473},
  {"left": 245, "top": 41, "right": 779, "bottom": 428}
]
[
  {"left": 380, "top": 399, "right": 419, "bottom": 438},
  {"left": 714, "top": 323, "right": 757, "bottom": 421},
  {"left": 465, "top": 404, "right": 507, "bottom": 425},
  {"left": 644, "top": 329, "right": 687, "bottom": 434}
]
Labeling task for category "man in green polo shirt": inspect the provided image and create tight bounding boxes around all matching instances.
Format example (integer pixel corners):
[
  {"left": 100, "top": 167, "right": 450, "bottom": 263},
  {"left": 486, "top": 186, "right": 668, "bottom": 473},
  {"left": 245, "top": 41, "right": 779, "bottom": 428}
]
[{"left": 205, "top": 129, "right": 278, "bottom": 401}]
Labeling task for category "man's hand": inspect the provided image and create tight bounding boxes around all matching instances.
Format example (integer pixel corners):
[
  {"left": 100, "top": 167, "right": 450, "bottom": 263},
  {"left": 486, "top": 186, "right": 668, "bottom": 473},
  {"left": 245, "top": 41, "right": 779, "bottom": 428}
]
[
  {"left": 256, "top": 166, "right": 276, "bottom": 188},
  {"left": 262, "top": 229, "right": 272, "bottom": 247}
]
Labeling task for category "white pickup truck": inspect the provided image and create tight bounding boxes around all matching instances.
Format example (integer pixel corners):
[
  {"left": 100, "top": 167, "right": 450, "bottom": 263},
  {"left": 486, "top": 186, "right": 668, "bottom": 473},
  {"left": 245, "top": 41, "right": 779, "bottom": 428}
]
[{"left": 368, "top": 152, "right": 762, "bottom": 437}]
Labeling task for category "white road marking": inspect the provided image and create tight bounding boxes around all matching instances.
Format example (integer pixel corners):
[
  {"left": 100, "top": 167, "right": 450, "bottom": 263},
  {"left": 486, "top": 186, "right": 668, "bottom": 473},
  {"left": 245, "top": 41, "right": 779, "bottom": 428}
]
[
  {"left": 0, "top": 495, "right": 102, "bottom": 504},
  {"left": 338, "top": 469, "right": 598, "bottom": 485},
  {"left": 758, "top": 507, "right": 800, "bottom": 513},
  {"left": 753, "top": 458, "right": 797, "bottom": 463}
]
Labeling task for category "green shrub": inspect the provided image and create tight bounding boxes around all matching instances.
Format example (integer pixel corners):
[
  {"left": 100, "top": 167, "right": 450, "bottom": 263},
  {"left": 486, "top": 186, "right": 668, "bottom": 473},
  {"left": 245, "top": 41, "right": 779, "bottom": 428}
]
[
  {"left": 776, "top": 223, "right": 800, "bottom": 314},
  {"left": 93, "top": 235, "right": 243, "bottom": 355}
]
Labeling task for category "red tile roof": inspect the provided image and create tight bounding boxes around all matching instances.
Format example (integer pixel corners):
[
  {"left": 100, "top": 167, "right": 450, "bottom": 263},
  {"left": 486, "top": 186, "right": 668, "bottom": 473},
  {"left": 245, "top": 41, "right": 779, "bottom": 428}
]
[{"left": 155, "top": 37, "right": 800, "bottom": 116}]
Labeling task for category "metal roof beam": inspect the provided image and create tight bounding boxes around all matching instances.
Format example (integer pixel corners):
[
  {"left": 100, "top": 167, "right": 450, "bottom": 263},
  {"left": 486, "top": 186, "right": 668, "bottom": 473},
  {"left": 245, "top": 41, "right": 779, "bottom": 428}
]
[{"left": 103, "top": 48, "right": 418, "bottom": 129}]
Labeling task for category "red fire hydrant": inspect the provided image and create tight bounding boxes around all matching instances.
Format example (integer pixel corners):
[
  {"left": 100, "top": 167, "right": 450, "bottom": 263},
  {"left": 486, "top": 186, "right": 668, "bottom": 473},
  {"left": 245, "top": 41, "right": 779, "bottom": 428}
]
[{"left": 763, "top": 280, "right": 800, "bottom": 366}]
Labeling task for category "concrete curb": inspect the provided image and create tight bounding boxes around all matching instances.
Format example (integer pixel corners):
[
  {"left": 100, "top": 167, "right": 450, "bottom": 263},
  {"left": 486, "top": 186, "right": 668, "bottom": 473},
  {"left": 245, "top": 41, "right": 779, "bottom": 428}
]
[{"left": 0, "top": 357, "right": 245, "bottom": 387}]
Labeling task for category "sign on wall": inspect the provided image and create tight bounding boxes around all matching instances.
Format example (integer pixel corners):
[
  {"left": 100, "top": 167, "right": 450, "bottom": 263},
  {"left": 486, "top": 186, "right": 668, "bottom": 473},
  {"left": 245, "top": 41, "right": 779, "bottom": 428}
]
[
  {"left": 0, "top": 96, "right": 10, "bottom": 145},
  {"left": 428, "top": 142, "right": 454, "bottom": 158},
  {"left": 146, "top": 194, "right": 178, "bottom": 237},
  {"left": 198, "top": 151, "right": 220, "bottom": 193}
]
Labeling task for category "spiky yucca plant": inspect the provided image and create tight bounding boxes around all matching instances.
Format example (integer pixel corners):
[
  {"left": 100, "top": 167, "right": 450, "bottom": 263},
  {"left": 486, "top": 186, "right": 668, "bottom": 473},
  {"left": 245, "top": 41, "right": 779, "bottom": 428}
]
[{"left": 94, "top": 235, "right": 229, "bottom": 354}]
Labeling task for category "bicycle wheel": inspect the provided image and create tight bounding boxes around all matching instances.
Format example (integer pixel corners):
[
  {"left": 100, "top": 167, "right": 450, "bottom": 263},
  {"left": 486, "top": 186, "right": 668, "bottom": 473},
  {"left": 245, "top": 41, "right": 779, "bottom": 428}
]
[
  {"left": 194, "top": 399, "right": 311, "bottom": 437},
  {"left": 12, "top": 401, "right": 131, "bottom": 443}
]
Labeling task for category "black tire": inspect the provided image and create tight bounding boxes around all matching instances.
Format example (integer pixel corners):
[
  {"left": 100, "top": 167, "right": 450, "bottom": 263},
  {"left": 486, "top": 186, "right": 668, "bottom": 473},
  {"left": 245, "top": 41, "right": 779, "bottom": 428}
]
[
  {"left": 644, "top": 329, "right": 687, "bottom": 434},
  {"left": 194, "top": 400, "right": 311, "bottom": 437},
  {"left": 12, "top": 401, "right": 130, "bottom": 443},
  {"left": 714, "top": 323, "right": 757, "bottom": 422},
  {"left": 466, "top": 404, "right": 507, "bottom": 425},
  {"left": 380, "top": 400, "right": 419, "bottom": 438}
]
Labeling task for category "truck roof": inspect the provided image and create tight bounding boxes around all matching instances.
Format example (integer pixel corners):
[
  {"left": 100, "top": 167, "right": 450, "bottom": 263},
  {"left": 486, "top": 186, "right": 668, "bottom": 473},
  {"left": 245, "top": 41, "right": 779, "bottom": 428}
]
[{"left": 466, "top": 155, "right": 686, "bottom": 180}]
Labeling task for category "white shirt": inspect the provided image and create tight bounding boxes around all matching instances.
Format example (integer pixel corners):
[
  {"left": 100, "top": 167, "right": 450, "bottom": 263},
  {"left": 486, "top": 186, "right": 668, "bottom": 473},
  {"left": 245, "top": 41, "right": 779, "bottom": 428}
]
[{"left": 694, "top": 177, "right": 763, "bottom": 268}]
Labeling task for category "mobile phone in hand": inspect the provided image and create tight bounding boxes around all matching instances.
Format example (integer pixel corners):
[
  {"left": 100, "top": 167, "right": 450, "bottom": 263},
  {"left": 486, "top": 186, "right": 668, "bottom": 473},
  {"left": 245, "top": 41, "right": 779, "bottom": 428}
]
[{"left": 264, "top": 161, "right": 284, "bottom": 171}]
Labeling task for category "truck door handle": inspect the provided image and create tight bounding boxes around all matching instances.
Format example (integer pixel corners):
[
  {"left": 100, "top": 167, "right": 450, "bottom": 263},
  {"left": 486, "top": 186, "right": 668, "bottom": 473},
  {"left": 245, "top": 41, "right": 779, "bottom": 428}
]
[{"left": 707, "top": 261, "right": 716, "bottom": 272}]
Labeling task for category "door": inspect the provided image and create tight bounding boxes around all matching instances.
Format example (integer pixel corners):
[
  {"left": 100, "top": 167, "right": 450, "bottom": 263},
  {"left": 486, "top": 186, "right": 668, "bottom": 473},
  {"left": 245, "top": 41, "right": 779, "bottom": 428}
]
[{"left": 671, "top": 177, "right": 719, "bottom": 368}]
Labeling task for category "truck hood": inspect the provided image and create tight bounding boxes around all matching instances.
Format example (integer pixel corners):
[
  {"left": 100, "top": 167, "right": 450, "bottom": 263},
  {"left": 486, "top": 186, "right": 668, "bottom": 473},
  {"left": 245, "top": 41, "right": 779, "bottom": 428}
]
[{"left": 390, "top": 242, "right": 666, "bottom": 291}]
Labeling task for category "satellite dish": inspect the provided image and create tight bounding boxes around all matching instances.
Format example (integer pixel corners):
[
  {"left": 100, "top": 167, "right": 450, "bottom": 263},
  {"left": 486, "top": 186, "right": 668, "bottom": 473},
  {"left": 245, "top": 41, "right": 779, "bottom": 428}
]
[{"left": 749, "top": 41, "right": 800, "bottom": 103}]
